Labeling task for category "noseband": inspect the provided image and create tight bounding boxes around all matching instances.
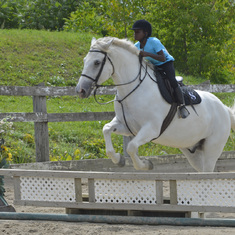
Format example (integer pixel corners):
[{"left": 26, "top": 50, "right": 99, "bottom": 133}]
[{"left": 81, "top": 50, "right": 115, "bottom": 83}]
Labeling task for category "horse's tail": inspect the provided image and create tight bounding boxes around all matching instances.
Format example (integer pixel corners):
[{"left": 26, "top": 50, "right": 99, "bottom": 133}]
[{"left": 229, "top": 100, "right": 235, "bottom": 131}]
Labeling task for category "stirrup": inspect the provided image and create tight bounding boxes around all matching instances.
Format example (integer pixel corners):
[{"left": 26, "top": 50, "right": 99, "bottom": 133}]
[{"left": 178, "top": 105, "right": 190, "bottom": 119}]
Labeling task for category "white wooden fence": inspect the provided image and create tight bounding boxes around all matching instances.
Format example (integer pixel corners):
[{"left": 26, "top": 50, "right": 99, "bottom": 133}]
[{"left": 0, "top": 169, "right": 235, "bottom": 218}]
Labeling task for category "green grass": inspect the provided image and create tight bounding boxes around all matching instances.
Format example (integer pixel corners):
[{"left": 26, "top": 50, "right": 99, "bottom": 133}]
[
  {"left": 0, "top": 29, "right": 94, "bottom": 86},
  {"left": 0, "top": 29, "right": 234, "bottom": 164}
]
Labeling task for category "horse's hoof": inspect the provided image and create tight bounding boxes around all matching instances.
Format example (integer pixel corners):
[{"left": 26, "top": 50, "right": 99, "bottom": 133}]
[
  {"left": 135, "top": 159, "right": 154, "bottom": 171},
  {"left": 144, "top": 159, "right": 153, "bottom": 170},
  {"left": 117, "top": 155, "right": 125, "bottom": 167}
]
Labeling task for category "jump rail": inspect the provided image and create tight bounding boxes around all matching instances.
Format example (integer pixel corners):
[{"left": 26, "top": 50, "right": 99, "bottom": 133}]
[{"left": 1, "top": 169, "right": 234, "bottom": 218}]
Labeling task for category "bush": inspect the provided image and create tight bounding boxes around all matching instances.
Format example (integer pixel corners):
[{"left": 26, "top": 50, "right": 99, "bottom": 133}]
[
  {"left": 0, "top": 0, "right": 79, "bottom": 31},
  {"left": 0, "top": 0, "right": 19, "bottom": 29}
]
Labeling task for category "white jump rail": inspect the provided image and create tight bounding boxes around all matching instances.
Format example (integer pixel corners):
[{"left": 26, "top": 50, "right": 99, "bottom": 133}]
[{"left": 0, "top": 169, "right": 235, "bottom": 215}]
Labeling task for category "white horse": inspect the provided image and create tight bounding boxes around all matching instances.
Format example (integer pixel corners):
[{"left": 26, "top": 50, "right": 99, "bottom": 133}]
[{"left": 76, "top": 37, "right": 235, "bottom": 172}]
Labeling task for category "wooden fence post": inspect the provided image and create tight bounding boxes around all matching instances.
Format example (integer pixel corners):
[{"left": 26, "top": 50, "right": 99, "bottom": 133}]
[
  {"left": 169, "top": 180, "right": 178, "bottom": 205},
  {"left": 33, "top": 83, "right": 49, "bottom": 162}
]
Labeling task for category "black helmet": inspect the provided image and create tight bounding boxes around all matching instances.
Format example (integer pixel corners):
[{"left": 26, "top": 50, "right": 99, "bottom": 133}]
[{"left": 131, "top": 20, "right": 152, "bottom": 37}]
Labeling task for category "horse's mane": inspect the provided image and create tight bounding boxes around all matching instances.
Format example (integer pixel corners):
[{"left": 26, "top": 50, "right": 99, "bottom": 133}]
[
  {"left": 92, "top": 37, "right": 140, "bottom": 56},
  {"left": 92, "top": 36, "right": 155, "bottom": 70}
]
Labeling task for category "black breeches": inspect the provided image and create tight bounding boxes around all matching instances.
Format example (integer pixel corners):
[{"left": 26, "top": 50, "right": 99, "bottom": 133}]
[{"left": 157, "top": 61, "right": 178, "bottom": 89}]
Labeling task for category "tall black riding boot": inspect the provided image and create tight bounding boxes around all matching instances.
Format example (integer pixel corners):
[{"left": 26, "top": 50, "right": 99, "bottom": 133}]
[{"left": 175, "top": 86, "right": 190, "bottom": 119}]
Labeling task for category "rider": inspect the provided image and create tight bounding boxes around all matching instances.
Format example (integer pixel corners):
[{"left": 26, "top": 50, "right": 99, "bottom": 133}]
[{"left": 131, "top": 19, "right": 189, "bottom": 119}]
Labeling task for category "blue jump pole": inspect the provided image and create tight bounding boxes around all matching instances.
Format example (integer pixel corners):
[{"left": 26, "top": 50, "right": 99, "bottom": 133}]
[{"left": 0, "top": 212, "right": 235, "bottom": 227}]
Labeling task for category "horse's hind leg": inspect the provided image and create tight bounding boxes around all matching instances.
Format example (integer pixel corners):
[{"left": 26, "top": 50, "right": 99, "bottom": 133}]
[
  {"left": 181, "top": 134, "right": 229, "bottom": 172},
  {"left": 180, "top": 148, "right": 214, "bottom": 172}
]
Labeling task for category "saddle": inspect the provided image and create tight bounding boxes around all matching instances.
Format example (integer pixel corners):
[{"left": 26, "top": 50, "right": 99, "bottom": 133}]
[
  {"left": 154, "top": 69, "right": 202, "bottom": 106},
  {"left": 151, "top": 68, "right": 201, "bottom": 138}
]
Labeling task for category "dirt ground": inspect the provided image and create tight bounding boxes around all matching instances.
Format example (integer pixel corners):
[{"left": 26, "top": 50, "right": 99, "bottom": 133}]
[{"left": 1, "top": 175, "right": 235, "bottom": 235}]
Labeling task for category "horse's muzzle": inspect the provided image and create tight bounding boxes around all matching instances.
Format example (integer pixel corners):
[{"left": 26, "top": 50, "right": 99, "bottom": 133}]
[
  {"left": 76, "top": 88, "right": 87, "bottom": 99},
  {"left": 76, "top": 78, "right": 94, "bottom": 98}
]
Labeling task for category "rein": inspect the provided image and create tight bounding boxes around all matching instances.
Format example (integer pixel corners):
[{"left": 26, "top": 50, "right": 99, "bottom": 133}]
[
  {"left": 81, "top": 49, "right": 175, "bottom": 138},
  {"left": 83, "top": 50, "right": 151, "bottom": 105},
  {"left": 81, "top": 50, "right": 147, "bottom": 105}
]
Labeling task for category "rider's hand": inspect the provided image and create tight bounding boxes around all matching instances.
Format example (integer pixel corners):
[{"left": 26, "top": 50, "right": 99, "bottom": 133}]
[{"left": 139, "top": 51, "right": 148, "bottom": 57}]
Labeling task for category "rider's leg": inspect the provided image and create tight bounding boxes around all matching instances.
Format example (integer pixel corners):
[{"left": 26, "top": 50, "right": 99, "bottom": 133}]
[
  {"left": 158, "top": 61, "right": 189, "bottom": 119},
  {"left": 174, "top": 86, "right": 190, "bottom": 118}
]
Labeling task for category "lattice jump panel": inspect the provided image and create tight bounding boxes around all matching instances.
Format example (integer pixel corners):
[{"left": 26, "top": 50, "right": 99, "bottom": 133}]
[
  {"left": 177, "top": 179, "right": 235, "bottom": 207},
  {"left": 94, "top": 179, "right": 157, "bottom": 204},
  {"left": 20, "top": 176, "right": 76, "bottom": 202}
]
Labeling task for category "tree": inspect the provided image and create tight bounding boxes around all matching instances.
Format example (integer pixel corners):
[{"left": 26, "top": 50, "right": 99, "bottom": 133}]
[
  {"left": 64, "top": 0, "right": 149, "bottom": 38},
  {"left": 19, "top": 0, "right": 80, "bottom": 31},
  {"left": 0, "top": 0, "right": 80, "bottom": 31},
  {"left": 102, "top": 0, "right": 149, "bottom": 38},
  {"left": 0, "top": 0, "right": 20, "bottom": 28},
  {"left": 64, "top": 1, "right": 105, "bottom": 34},
  {"left": 147, "top": 0, "right": 234, "bottom": 82}
]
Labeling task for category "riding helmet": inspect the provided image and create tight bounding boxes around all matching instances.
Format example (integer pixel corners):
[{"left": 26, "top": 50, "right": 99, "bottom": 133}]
[{"left": 131, "top": 20, "right": 152, "bottom": 37}]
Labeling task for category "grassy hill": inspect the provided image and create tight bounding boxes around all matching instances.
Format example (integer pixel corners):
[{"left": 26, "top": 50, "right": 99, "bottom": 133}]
[
  {"left": 0, "top": 30, "right": 234, "bottom": 164},
  {"left": 0, "top": 29, "right": 94, "bottom": 86}
]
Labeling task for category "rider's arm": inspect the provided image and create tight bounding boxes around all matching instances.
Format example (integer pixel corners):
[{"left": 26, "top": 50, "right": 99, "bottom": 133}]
[{"left": 139, "top": 50, "right": 166, "bottom": 62}]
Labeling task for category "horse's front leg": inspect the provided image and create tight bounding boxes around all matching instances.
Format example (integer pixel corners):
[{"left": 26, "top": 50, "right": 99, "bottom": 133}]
[
  {"left": 126, "top": 125, "right": 157, "bottom": 171},
  {"left": 103, "top": 117, "right": 131, "bottom": 167}
]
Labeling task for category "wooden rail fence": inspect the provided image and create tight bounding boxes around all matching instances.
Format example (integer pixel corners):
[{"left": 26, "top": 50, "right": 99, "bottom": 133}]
[{"left": 0, "top": 83, "right": 234, "bottom": 162}]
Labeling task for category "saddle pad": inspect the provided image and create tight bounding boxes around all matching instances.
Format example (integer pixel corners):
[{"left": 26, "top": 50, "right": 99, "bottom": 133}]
[
  {"left": 157, "top": 74, "right": 201, "bottom": 105},
  {"left": 181, "top": 86, "right": 201, "bottom": 105}
]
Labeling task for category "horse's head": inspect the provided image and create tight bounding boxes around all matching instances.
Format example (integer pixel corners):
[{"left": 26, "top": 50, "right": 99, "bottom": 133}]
[{"left": 76, "top": 37, "right": 114, "bottom": 98}]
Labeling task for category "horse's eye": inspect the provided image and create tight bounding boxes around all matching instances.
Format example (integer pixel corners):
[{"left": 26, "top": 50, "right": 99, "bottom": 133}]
[{"left": 94, "top": 60, "right": 100, "bottom": 66}]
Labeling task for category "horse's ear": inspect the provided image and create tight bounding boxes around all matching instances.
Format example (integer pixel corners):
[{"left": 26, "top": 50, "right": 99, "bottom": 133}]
[
  {"left": 103, "top": 38, "right": 114, "bottom": 50},
  {"left": 91, "top": 37, "right": 96, "bottom": 46}
]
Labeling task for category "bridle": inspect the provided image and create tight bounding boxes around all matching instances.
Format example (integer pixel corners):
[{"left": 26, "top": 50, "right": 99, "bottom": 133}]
[
  {"left": 80, "top": 49, "right": 154, "bottom": 136},
  {"left": 81, "top": 50, "right": 115, "bottom": 83},
  {"left": 80, "top": 49, "right": 174, "bottom": 138},
  {"left": 80, "top": 49, "right": 153, "bottom": 104}
]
